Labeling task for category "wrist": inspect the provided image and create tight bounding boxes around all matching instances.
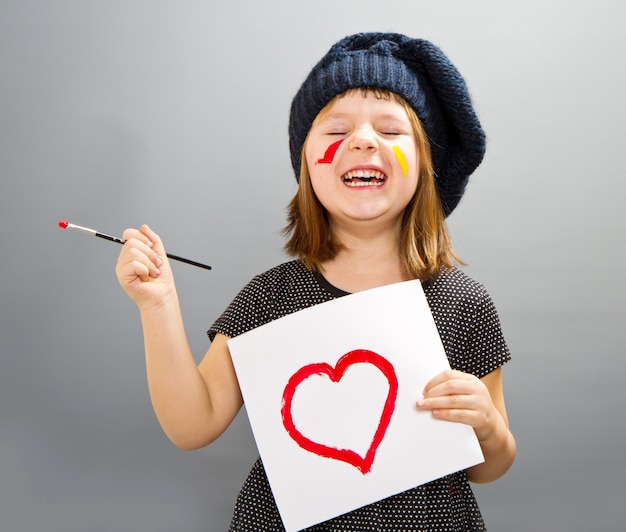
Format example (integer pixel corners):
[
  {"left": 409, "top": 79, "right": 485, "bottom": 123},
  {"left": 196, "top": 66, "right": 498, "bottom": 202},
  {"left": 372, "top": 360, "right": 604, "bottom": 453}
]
[
  {"left": 475, "top": 407, "right": 507, "bottom": 447},
  {"left": 138, "top": 287, "right": 180, "bottom": 317}
]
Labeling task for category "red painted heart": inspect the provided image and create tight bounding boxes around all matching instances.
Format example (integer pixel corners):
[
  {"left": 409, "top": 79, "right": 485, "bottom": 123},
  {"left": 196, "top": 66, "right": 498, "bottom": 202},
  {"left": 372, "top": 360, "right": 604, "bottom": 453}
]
[{"left": 281, "top": 349, "right": 398, "bottom": 474}]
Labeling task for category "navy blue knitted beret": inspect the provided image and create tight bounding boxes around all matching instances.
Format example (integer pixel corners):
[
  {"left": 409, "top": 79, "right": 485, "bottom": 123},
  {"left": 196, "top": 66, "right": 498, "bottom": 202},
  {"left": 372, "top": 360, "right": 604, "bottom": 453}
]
[{"left": 288, "top": 32, "right": 486, "bottom": 215}]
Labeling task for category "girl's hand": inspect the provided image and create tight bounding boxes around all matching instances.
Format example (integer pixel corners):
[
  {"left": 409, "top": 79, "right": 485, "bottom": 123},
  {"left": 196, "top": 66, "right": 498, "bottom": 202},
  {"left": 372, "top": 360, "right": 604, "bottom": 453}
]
[
  {"left": 416, "top": 369, "right": 499, "bottom": 443},
  {"left": 115, "top": 224, "right": 176, "bottom": 310}
]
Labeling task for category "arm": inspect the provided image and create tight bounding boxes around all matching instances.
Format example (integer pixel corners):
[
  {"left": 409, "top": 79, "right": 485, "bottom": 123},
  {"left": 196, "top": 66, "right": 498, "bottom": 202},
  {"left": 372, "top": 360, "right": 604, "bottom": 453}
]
[
  {"left": 116, "top": 225, "right": 242, "bottom": 450},
  {"left": 417, "top": 368, "right": 516, "bottom": 483}
]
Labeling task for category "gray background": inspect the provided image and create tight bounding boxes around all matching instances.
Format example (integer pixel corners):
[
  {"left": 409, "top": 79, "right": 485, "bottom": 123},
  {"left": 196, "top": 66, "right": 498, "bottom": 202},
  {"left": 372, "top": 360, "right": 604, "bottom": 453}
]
[{"left": 1, "top": 1, "right": 625, "bottom": 531}]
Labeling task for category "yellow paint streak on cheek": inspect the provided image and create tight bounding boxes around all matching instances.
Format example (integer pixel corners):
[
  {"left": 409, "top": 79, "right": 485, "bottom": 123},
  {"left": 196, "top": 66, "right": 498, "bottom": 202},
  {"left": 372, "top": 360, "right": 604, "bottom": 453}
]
[{"left": 392, "top": 146, "right": 408, "bottom": 177}]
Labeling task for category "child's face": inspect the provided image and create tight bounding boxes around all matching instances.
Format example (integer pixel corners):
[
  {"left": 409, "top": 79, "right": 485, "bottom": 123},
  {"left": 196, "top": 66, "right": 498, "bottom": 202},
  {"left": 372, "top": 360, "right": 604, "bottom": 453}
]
[{"left": 305, "top": 90, "right": 419, "bottom": 231}]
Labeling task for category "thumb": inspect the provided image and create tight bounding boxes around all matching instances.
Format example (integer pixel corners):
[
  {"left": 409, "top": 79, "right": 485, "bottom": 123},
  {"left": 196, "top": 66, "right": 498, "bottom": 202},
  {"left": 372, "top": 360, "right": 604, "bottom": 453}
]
[
  {"left": 139, "top": 224, "right": 171, "bottom": 272},
  {"left": 140, "top": 224, "right": 165, "bottom": 252}
]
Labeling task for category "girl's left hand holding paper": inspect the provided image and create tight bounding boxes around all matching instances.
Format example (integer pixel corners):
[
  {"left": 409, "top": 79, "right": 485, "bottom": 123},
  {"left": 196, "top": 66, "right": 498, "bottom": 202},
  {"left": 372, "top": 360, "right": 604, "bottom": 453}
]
[{"left": 417, "top": 369, "right": 501, "bottom": 442}]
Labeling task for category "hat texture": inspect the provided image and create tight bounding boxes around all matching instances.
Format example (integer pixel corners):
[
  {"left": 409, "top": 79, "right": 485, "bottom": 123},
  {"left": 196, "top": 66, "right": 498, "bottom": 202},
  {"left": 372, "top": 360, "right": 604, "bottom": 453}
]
[{"left": 288, "top": 32, "right": 486, "bottom": 215}]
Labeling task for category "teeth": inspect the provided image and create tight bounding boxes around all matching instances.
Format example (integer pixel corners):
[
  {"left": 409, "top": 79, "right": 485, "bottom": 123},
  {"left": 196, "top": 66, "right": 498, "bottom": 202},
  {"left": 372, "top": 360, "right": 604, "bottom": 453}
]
[
  {"left": 344, "top": 180, "right": 385, "bottom": 187},
  {"left": 343, "top": 169, "right": 386, "bottom": 180},
  {"left": 342, "top": 169, "right": 386, "bottom": 186}
]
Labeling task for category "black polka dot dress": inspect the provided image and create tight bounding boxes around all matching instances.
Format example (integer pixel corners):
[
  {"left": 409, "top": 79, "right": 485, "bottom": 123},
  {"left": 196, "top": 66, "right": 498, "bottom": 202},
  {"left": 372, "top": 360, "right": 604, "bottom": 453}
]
[{"left": 208, "top": 260, "right": 511, "bottom": 531}]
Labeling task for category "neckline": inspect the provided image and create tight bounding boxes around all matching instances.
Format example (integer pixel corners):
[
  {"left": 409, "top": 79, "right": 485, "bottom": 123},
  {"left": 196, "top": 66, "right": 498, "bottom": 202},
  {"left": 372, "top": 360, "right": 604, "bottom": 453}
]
[
  {"left": 312, "top": 271, "right": 432, "bottom": 297},
  {"left": 312, "top": 270, "right": 351, "bottom": 297},
  {"left": 312, "top": 268, "right": 431, "bottom": 297}
]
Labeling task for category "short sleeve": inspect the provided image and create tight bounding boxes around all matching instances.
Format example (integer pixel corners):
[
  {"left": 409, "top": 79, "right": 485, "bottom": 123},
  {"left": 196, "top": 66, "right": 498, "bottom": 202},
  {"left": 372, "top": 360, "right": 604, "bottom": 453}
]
[
  {"left": 425, "top": 268, "right": 511, "bottom": 378},
  {"left": 462, "top": 284, "right": 511, "bottom": 377},
  {"left": 208, "top": 275, "right": 272, "bottom": 341}
]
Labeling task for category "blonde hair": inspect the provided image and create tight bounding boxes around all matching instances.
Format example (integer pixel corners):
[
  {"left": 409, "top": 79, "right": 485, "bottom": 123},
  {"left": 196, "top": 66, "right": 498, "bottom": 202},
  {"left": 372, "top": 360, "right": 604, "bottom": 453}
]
[{"left": 283, "top": 88, "right": 461, "bottom": 281}]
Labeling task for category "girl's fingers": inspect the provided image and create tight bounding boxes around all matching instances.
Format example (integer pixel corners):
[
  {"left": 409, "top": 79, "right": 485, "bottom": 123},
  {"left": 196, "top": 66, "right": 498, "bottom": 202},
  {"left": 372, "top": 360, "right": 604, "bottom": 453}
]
[
  {"left": 116, "top": 228, "right": 166, "bottom": 286},
  {"left": 115, "top": 225, "right": 177, "bottom": 310},
  {"left": 418, "top": 371, "right": 483, "bottom": 410},
  {"left": 139, "top": 224, "right": 167, "bottom": 257},
  {"left": 121, "top": 230, "right": 163, "bottom": 271},
  {"left": 422, "top": 370, "right": 475, "bottom": 398},
  {"left": 417, "top": 392, "right": 474, "bottom": 411},
  {"left": 122, "top": 227, "right": 153, "bottom": 248},
  {"left": 422, "top": 370, "right": 453, "bottom": 395},
  {"left": 427, "top": 407, "right": 479, "bottom": 427},
  {"left": 139, "top": 224, "right": 158, "bottom": 243},
  {"left": 417, "top": 370, "right": 494, "bottom": 432},
  {"left": 129, "top": 257, "right": 152, "bottom": 283},
  {"left": 126, "top": 243, "right": 161, "bottom": 278}
]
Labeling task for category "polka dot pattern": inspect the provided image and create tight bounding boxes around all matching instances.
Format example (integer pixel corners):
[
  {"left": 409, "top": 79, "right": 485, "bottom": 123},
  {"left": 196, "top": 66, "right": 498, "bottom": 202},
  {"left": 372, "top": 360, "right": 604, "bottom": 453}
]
[{"left": 208, "top": 260, "right": 511, "bottom": 531}]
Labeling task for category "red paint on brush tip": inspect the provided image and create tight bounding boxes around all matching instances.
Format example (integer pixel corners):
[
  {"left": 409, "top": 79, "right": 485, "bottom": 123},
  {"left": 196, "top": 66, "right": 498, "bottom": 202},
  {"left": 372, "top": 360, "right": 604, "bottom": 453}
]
[
  {"left": 58, "top": 219, "right": 69, "bottom": 229},
  {"left": 317, "top": 139, "right": 344, "bottom": 164}
]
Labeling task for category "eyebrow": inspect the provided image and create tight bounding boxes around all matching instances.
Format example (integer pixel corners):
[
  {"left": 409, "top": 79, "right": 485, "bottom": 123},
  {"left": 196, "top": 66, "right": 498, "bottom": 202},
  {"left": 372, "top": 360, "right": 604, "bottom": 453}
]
[
  {"left": 319, "top": 114, "right": 410, "bottom": 131},
  {"left": 323, "top": 111, "right": 407, "bottom": 121}
]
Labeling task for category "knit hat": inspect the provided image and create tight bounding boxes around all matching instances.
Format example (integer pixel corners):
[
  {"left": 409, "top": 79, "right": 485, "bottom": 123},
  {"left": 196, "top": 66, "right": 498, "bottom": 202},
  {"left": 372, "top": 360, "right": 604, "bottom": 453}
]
[{"left": 288, "top": 32, "right": 486, "bottom": 215}]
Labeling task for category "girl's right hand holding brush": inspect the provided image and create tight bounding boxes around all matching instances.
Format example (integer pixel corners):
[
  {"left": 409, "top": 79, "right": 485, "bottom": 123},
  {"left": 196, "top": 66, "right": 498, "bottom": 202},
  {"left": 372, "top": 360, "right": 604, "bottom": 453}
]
[{"left": 115, "top": 224, "right": 176, "bottom": 311}]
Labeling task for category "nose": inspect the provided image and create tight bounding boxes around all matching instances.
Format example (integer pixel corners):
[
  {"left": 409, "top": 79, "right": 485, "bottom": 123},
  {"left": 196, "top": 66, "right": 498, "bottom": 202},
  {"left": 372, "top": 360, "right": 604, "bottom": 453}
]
[{"left": 348, "top": 126, "right": 378, "bottom": 153}]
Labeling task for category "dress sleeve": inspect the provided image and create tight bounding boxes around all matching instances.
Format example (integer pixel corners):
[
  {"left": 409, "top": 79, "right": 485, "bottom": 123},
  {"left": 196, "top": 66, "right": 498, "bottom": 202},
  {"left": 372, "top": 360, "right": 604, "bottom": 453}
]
[
  {"left": 461, "top": 285, "right": 511, "bottom": 378},
  {"left": 427, "top": 270, "right": 511, "bottom": 378},
  {"left": 207, "top": 275, "right": 272, "bottom": 341}
]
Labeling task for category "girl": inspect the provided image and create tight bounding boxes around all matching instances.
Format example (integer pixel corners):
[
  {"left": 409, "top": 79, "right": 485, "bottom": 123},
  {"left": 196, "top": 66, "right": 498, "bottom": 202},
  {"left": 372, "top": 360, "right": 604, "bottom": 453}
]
[{"left": 116, "top": 33, "right": 516, "bottom": 531}]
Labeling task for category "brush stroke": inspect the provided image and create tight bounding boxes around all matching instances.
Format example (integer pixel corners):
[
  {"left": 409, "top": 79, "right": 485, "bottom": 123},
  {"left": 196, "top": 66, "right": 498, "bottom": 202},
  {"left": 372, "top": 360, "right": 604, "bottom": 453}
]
[
  {"left": 317, "top": 139, "right": 345, "bottom": 164},
  {"left": 392, "top": 145, "right": 408, "bottom": 177}
]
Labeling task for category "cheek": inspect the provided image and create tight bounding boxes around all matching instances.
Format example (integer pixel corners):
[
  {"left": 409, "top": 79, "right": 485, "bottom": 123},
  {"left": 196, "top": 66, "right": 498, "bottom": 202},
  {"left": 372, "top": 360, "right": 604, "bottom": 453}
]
[
  {"left": 392, "top": 145, "right": 409, "bottom": 177},
  {"left": 316, "top": 139, "right": 344, "bottom": 165}
]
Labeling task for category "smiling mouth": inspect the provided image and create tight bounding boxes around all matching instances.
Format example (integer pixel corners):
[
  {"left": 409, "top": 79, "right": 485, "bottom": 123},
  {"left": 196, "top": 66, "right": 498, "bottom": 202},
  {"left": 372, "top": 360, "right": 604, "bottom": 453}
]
[{"left": 342, "top": 169, "right": 387, "bottom": 187}]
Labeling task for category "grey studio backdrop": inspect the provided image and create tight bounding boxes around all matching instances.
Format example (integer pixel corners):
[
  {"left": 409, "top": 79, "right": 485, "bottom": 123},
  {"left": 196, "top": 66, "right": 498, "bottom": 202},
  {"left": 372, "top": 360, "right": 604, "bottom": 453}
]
[{"left": 1, "top": 1, "right": 625, "bottom": 531}]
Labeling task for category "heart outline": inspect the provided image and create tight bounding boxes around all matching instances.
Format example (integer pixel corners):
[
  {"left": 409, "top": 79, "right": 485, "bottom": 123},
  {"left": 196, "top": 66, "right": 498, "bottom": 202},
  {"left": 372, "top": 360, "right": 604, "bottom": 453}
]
[{"left": 281, "top": 349, "right": 398, "bottom": 474}]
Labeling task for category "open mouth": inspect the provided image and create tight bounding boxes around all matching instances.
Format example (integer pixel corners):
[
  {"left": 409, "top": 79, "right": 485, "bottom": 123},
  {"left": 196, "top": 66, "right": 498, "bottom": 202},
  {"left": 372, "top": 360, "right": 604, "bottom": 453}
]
[{"left": 341, "top": 169, "right": 387, "bottom": 187}]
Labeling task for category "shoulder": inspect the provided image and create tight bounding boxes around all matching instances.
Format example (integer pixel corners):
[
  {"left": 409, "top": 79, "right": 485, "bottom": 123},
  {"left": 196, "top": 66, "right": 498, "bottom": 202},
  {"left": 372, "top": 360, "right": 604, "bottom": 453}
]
[
  {"left": 424, "top": 267, "right": 505, "bottom": 337},
  {"left": 252, "top": 259, "right": 311, "bottom": 282},
  {"left": 245, "top": 260, "right": 319, "bottom": 297},
  {"left": 425, "top": 267, "right": 491, "bottom": 309},
  {"left": 425, "top": 268, "right": 511, "bottom": 375}
]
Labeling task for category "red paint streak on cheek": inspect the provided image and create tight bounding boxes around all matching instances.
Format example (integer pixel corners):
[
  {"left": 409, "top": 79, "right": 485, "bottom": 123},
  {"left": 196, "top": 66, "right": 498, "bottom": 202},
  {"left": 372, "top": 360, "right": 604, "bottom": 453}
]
[
  {"left": 58, "top": 219, "right": 69, "bottom": 229},
  {"left": 316, "top": 139, "right": 344, "bottom": 164}
]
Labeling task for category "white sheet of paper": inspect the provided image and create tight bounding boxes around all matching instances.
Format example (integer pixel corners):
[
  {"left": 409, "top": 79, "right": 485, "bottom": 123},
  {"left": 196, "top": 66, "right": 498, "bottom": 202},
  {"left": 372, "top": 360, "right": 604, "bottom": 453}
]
[{"left": 227, "top": 279, "right": 484, "bottom": 532}]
